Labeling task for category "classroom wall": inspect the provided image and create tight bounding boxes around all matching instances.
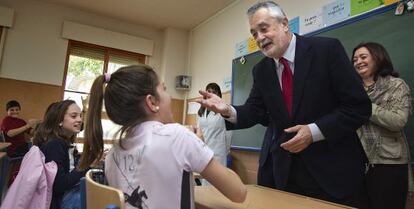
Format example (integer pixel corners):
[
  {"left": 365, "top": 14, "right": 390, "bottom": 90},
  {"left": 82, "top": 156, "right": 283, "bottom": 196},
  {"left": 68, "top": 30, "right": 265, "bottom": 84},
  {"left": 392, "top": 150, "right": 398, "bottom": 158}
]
[
  {"left": 160, "top": 27, "right": 189, "bottom": 99},
  {"left": 0, "top": 77, "right": 61, "bottom": 120},
  {"left": 187, "top": 0, "right": 332, "bottom": 98},
  {"left": 0, "top": 0, "right": 162, "bottom": 85},
  {"left": 230, "top": 150, "right": 260, "bottom": 184},
  {"left": 0, "top": 0, "right": 189, "bottom": 122}
]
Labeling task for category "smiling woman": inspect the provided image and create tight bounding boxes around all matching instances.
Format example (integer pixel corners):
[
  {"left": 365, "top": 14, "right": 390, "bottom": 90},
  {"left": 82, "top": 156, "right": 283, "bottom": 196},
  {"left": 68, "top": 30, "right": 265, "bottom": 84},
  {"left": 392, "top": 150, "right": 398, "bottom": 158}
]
[{"left": 352, "top": 42, "right": 412, "bottom": 209}]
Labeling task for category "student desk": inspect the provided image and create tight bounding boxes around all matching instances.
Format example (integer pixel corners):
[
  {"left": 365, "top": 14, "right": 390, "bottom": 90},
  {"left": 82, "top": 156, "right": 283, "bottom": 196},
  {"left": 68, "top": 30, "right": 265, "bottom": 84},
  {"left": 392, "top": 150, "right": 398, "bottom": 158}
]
[
  {"left": 194, "top": 185, "right": 355, "bottom": 209},
  {"left": 0, "top": 142, "right": 11, "bottom": 150}
]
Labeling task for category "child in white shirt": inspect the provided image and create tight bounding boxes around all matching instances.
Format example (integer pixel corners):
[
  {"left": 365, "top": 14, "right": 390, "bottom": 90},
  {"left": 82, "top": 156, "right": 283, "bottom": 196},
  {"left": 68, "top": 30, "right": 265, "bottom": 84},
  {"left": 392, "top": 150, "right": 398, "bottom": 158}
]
[{"left": 79, "top": 65, "right": 246, "bottom": 209}]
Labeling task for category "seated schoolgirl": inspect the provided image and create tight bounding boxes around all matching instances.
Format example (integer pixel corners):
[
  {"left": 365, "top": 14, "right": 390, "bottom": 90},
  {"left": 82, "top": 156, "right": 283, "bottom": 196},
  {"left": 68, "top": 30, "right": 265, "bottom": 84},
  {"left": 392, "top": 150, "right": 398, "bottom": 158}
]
[
  {"left": 79, "top": 65, "right": 247, "bottom": 209},
  {"left": 33, "top": 100, "right": 87, "bottom": 209}
]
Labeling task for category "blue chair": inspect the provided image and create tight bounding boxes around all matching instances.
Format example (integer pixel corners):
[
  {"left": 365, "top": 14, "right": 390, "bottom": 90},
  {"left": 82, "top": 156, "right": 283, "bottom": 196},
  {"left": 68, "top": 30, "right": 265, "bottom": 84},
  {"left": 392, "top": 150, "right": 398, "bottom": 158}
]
[
  {"left": 227, "top": 154, "right": 233, "bottom": 168},
  {"left": 80, "top": 177, "right": 86, "bottom": 209}
]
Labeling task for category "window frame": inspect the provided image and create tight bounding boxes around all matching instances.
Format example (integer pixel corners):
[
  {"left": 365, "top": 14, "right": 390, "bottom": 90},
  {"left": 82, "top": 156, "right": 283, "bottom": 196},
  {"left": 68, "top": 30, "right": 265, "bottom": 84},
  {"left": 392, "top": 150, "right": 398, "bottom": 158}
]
[
  {"left": 61, "top": 40, "right": 146, "bottom": 97},
  {"left": 62, "top": 40, "right": 146, "bottom": 142}
]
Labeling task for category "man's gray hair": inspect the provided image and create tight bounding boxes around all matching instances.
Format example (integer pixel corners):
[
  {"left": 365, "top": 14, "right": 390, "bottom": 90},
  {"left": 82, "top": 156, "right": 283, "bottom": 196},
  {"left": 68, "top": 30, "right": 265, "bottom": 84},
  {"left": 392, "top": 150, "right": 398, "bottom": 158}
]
[{"left": 247, "top": 1, "right": 286, "bottom": 20}]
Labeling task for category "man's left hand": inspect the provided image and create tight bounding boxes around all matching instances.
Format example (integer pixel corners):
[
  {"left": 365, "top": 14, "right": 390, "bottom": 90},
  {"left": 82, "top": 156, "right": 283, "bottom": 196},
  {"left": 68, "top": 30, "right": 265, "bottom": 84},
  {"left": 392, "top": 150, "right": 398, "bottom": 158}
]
[{"left": 280, "top": 125, "right": 313, "bottom": 153}]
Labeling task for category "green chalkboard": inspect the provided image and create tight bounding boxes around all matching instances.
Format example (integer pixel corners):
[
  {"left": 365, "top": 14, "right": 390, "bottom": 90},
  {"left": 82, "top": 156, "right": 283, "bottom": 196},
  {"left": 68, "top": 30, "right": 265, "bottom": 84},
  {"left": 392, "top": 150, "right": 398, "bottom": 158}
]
[
  {"left": 231, "top": 52, "right": 266, "bottom": 149},
  {"left": 231, "top": 4, "right": 414, "bottom": 161}
]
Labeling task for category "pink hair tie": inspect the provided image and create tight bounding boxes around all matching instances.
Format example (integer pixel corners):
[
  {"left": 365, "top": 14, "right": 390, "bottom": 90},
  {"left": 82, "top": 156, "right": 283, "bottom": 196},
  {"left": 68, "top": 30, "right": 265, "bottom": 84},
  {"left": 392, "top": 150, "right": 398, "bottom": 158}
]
[{"left": 104, "top": 73, "right": 111, "bottom": 83}]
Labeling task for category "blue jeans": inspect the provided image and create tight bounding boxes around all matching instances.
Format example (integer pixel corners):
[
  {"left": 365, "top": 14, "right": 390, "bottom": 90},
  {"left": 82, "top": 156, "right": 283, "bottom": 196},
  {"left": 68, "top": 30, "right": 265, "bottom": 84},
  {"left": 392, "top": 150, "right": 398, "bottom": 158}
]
[{"left": 61, "top": 184, "right": 81, "bottom": 209}]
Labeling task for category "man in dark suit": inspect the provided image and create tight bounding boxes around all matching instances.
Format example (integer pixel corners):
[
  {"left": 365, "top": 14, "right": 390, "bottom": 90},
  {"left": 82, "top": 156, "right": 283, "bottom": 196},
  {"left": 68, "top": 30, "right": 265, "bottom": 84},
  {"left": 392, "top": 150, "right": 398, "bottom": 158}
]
[{"left": 197, "top": 1, "right": 371, "bottom": 208}]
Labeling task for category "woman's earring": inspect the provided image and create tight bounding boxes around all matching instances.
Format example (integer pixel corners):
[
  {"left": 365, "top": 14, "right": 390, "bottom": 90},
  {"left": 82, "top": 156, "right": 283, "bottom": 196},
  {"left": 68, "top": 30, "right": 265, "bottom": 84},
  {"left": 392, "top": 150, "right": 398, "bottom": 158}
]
[
  {"left": 59, "top": 123, "right": 63, "bottom": 127},
  {"left": 155, "top": 106, "right": 160, "bottom": 112}
]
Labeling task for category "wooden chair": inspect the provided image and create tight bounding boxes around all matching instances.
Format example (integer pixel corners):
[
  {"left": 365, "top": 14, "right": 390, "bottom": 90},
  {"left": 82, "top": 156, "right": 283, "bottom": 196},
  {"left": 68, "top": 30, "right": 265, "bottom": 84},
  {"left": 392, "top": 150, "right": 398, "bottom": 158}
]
[{"left": 85, "top": 170, "right": 125, "bottom": 209}]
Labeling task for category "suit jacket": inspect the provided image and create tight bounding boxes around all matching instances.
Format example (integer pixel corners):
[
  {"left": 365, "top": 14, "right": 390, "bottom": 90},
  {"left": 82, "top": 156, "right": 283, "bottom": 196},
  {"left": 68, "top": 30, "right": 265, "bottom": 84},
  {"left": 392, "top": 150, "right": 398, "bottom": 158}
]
[{"left": 227, "top": 35, "right": 371, "bottom": 199}]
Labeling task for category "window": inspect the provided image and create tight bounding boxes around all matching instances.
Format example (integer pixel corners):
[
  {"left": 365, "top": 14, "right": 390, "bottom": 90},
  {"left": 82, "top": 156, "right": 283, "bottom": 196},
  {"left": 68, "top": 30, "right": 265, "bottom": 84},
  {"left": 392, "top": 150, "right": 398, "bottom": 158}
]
[{"left": 63, "top": 40, "right": 146, "bottom": 140}]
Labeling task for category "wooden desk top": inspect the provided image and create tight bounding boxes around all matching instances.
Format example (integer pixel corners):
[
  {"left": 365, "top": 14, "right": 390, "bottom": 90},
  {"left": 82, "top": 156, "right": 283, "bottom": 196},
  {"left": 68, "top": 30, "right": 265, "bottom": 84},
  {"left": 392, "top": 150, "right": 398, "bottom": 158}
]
[
  {"left": 0, "top": 152, "right": 6, "bottom": 159},
  {"left": 0, "top": 142, "right": 11, "bottom": 150},
  {"left": 195, "top": 185, "right": 355, "bottom": 209},
  {"left": 193, "top": 172, "right": 202, "bottom": 179}
]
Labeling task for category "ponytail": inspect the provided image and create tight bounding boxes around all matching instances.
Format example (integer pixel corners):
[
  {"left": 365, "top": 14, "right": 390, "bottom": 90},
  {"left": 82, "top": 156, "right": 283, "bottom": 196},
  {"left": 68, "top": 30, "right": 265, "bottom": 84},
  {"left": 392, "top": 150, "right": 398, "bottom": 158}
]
[
  {"left": 79, "top": 65, "right": 160, "bottom": 169},
  {"left": 79, "top": 75, "right": 105, "bottom": 169}
]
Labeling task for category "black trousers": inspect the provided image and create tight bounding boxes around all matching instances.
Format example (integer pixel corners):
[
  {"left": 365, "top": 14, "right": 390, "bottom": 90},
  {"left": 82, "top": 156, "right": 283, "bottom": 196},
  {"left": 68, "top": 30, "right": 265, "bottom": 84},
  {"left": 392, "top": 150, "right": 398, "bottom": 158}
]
[
  {"left": 258, "top": 153, "right": 368, "bottom": 208},
  {"left": 365, "top": 164, "right": 408, "bottom": 209}
]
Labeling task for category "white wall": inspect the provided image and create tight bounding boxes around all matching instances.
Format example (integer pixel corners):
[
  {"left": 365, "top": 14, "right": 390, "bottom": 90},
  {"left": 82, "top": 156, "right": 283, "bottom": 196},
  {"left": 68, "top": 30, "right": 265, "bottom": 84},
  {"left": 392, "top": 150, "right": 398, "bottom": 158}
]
[
  {"left": 0, "top": 0, "right": 190, "bottom": 99},
  {"left": 160, "top": 27, "right": 189, "bottom": 99},
  {"left": 188, "top": 0, "right": 332, "bottom": 98}
]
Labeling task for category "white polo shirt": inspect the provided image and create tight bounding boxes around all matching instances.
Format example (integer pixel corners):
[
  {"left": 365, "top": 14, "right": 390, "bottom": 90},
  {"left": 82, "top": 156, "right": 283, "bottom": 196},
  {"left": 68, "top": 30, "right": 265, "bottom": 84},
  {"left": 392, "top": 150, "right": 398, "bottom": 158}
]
[{"left": 105, "top": 121, "right": 214, "bottom": 209}]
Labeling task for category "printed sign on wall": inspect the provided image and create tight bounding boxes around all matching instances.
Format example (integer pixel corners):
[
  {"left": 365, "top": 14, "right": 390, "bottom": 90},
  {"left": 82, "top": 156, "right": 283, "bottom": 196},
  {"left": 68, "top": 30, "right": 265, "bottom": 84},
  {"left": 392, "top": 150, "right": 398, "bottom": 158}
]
[
  {"left": 222, "top": 76, "right": 232, "bottom": 92},
  {"left": 247, "top": 36, "right": 259, "bottom": 53},
  {"left": 384, "top": 0, "right": 399, "bottom": 5},
  {"left": 351, "top": 0, "right": 384, "bottom": 16},
  {"left": 323, "top": 0, "right": 351, "bottom": 26},
  {"left": 289, "top": 16, "right": 300, "bottom": 34},
  {"left": 235, "top": 39, "right": 248, "bottom": 58},
  {"left": 300, "top": 9, "right": 323, "bottom": 35}
]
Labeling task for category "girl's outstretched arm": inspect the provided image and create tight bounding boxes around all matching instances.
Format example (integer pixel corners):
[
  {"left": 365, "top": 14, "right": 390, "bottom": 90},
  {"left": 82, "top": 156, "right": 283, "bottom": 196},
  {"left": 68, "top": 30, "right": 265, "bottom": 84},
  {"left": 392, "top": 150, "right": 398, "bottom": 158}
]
[{"left": 201, "top": 158, "right": 247, "bottom": 203}]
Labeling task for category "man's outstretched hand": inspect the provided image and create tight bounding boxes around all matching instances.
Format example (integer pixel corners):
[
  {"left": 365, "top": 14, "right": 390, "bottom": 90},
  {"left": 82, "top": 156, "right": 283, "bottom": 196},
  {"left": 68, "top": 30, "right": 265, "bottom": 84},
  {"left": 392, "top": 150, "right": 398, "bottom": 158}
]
[{"left": 196, "top": 90, "right": 231, "bottom": 117}]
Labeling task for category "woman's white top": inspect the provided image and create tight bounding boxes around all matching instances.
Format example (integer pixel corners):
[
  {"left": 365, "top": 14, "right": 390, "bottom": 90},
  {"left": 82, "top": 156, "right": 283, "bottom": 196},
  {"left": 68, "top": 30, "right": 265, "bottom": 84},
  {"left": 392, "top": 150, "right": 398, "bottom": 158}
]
[{"left": 197, "top": 111, "right": 232, "bottom": 166}]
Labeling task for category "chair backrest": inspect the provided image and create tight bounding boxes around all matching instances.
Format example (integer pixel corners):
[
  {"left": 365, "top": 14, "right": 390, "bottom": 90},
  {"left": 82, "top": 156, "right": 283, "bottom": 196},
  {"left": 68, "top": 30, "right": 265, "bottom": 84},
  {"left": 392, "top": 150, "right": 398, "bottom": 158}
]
[
  {"left": 80, "top": 177, "right": 86, "bottom": 209},
  {"left": 85, "top": 170, "right": 125, "bottom": 209}
]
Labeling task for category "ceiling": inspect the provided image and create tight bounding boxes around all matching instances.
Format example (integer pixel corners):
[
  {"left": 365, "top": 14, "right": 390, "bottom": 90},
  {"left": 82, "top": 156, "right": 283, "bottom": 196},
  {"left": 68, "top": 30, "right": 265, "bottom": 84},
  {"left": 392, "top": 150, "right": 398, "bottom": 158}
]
[{"left": 37, "top": 0, "right": 237, "bottom": 30}]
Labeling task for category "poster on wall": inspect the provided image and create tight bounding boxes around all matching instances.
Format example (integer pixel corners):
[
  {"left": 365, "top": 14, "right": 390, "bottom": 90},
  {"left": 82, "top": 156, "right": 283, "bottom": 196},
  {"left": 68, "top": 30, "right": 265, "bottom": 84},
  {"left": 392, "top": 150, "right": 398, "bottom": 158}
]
[
  {"left": 323, "top": 0, "right": 350, "bottom": 27},
  {"left": 222, "top": 76, "right": 232, "bottom": 92},
  {"left": 234, "top": 36, "right": 259, "bottom": 58},
  {"left": 288, "top": 16, "right": 300, "bottom": 34},
  {"left": 247, "top": 36, "right": 259, "bottom": 53},
  {"left": 300, "top": 9, "right": 323, "bottom": 35},
  {"left": 235, "top": 40, "right": 248, "bottom": 58},
  {"left": 350, "top": 0, "right": 384, "bottom": 16},
  {"left": 384, "top": 0, "right": 399, "bottom": 5}
]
